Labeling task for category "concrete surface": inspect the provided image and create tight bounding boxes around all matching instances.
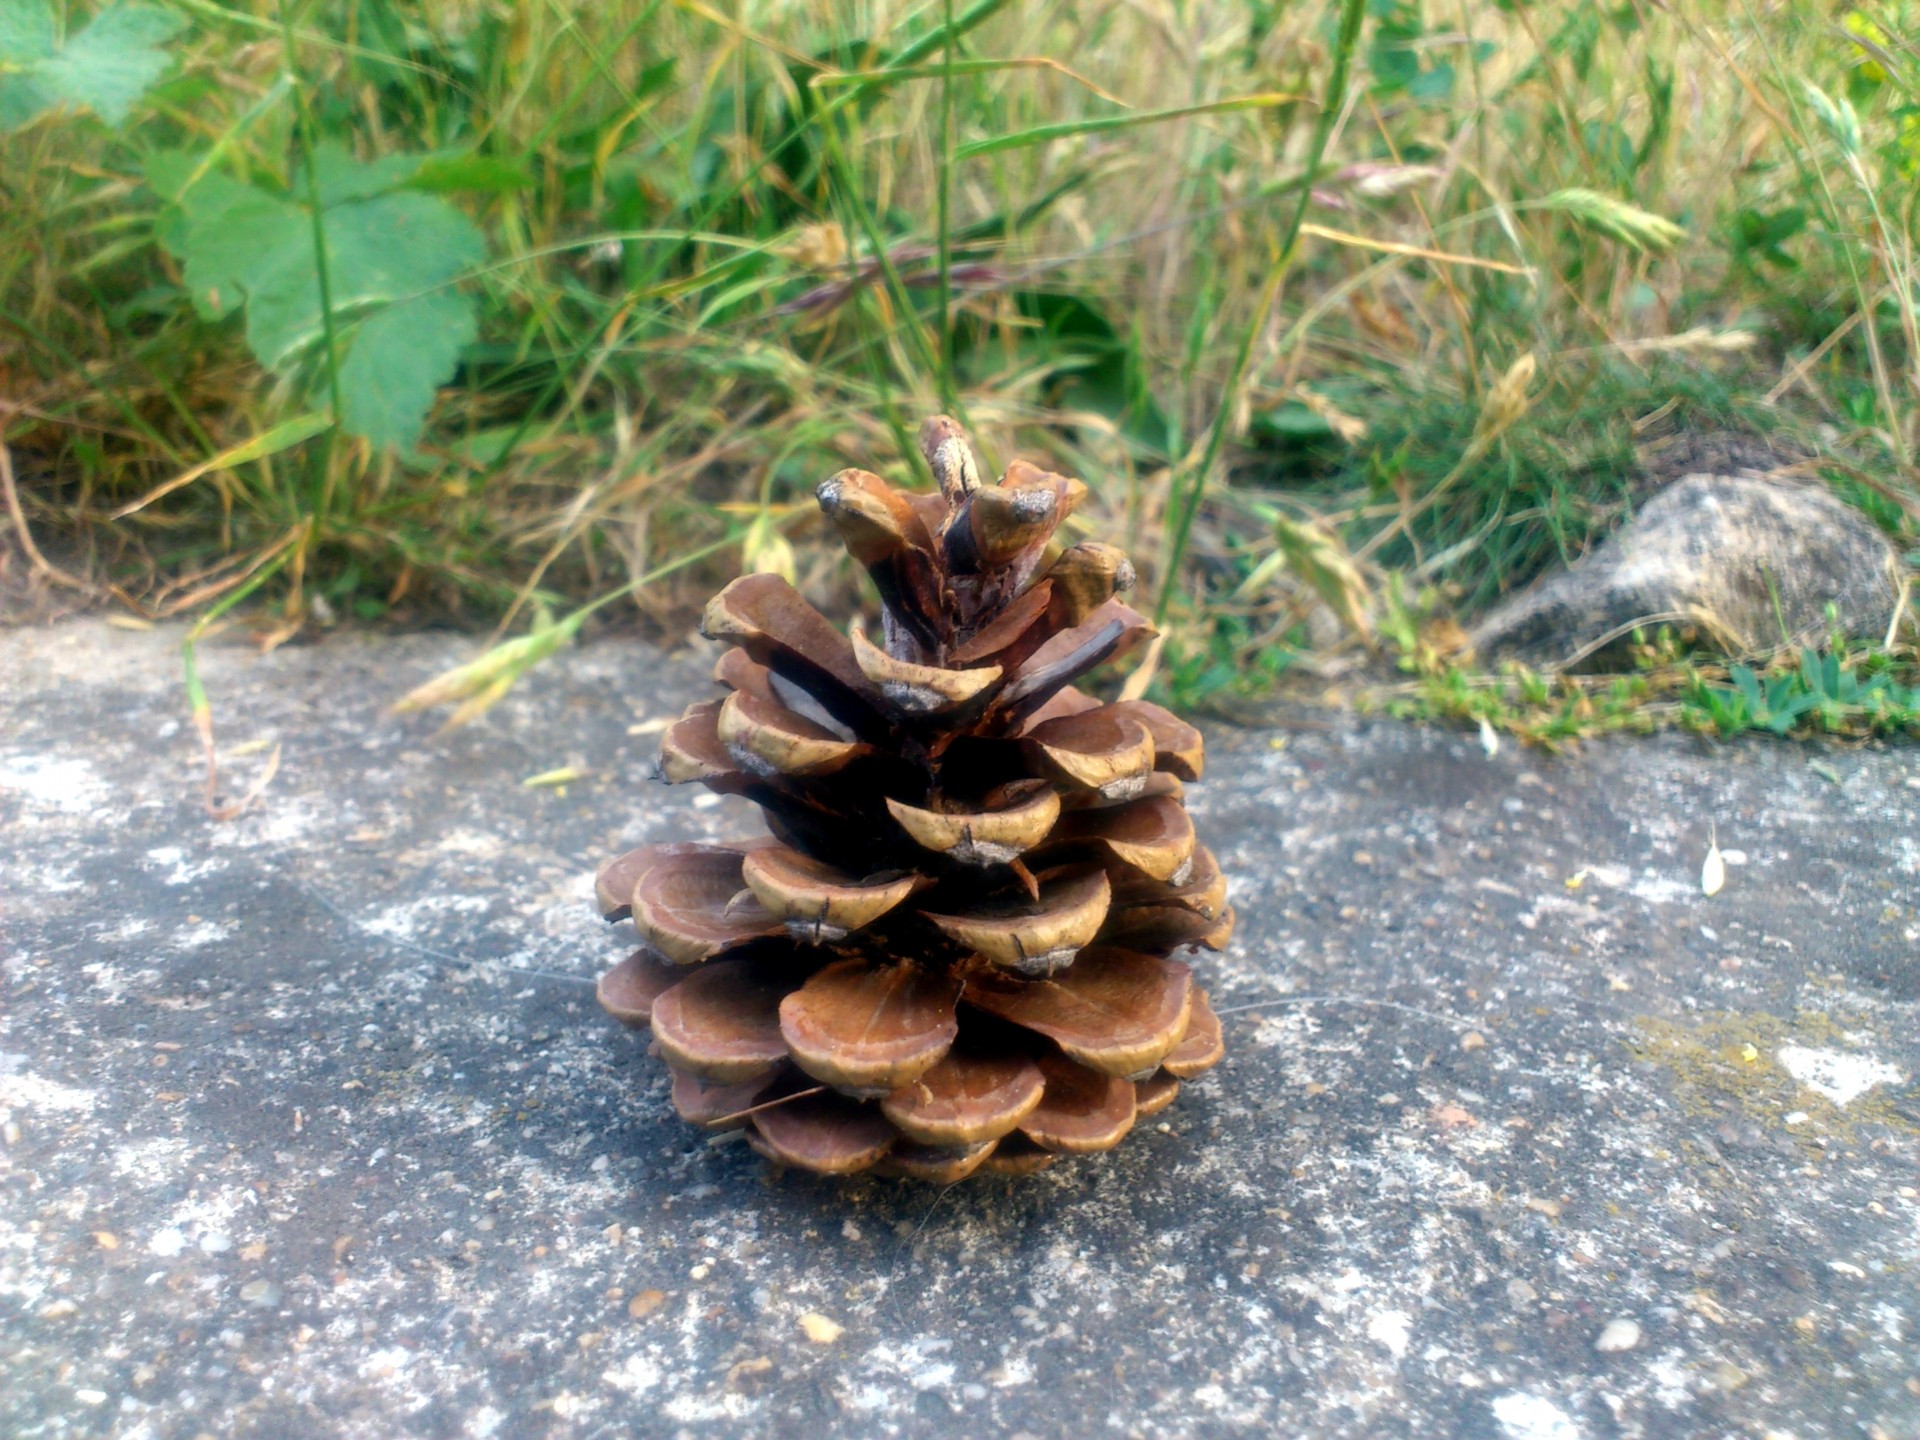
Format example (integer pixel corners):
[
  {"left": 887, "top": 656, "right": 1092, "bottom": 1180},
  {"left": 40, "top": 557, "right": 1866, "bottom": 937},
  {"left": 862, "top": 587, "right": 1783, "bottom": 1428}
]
[{"left": 2, "top": 619, "right": 1917, "bottom": 1440}]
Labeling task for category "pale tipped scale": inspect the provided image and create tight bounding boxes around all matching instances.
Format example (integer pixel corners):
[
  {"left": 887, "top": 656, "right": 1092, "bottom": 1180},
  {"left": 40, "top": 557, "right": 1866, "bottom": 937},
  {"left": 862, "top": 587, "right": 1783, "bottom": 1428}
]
[
  {"left": 849, "top": 624, "right": 1001, "bottom": 715},
  {"left": 778, "top": 959, "right": 962, "bottom": 1097},
  {"left": 657, "top": 700, "right": 744, "bottom": 786},
  {"left": 717, "top": 688, "right": 863, "bottom": 779},
  {"left": 815, "top": 467, "right": 928, "bottom": 563},
  {"left": 1019, "top": 1054, "right": 1138, "bottom": 1154},
  {"left": 880, "top": 1048, "right": 1046, "bottom": 1147},
  {"left": 1025, "top": 707, "right": 1156, "bottom": 800},
  {"left": 739, "top": 846, "right": 919, "bottom": 944},
  {"left": 875, "top": 1138, "right": 999, "bottom": 1183},
  {"left": 1048, "top": 792, "right": 1197, "bottom": 883},
  {"left": 747, "top": 1092, "right": 897, "bottom": 1174},
  {"left": 922, "top": 869, "right": 1111, "bottom": 977},
  {"left": 885, "top": 787, "right": 1061, "bottom": 866},
  {"left": 628, "top": 845, "right": 780, "bottom": 965},
  {"left": 596, "top": 948, "right": 681, "bottom": 1027},
  {"left": 965, "top": 480, "right": 1069, "bottom": 565},
  {"left": 1161, "top": 988, "right": 1224, "bottom": 1079},
  {"left": 1047, "top": 542, "right": 1137, "bottom": 627},
  {"left": 1110, "top": 844, "right": 1226, "bottom": 918},
  {"left": 1133, "top": 1072, "right": 1181, "bottom": 1116},
  {"left": 649, "top": 961, "right": 791, "bottom": 1084},
  {"left": 1107, "top": 699, "right": 1205, "bottom": 781},
  {"left": 963, "top": 946, "right": 1193, "bottom": 1079}
]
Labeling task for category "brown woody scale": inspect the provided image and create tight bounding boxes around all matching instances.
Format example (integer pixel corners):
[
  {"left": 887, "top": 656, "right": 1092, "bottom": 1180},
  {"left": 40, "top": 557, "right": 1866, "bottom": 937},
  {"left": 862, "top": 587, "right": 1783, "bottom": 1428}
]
[{"left": 593, "top": 417, "right": 1231, "bottom": 1180}]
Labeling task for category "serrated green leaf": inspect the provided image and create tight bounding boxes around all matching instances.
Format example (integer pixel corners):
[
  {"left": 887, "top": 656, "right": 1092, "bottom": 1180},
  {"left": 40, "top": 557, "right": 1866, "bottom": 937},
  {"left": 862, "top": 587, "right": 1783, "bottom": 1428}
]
[
  {"left": 171, "top": 148, "right": 487, "bottom": 451},
  {"left": 0, "top": 0, "right": 54, "bottom": 61},
  {"left": 302, "top": 140, "right": 426, "bottom": 205},
  {"left": 182, "top": 183, "right": 483, "bottom": 366},
  {"left": 337, "top": 292, "right": 476, "bottom": 452},
  {"left": 0, "top": 0, "right": 184, "bottom": 129},
  {"left": 180, "top": 185, "right": 306, "bottom": 323}
]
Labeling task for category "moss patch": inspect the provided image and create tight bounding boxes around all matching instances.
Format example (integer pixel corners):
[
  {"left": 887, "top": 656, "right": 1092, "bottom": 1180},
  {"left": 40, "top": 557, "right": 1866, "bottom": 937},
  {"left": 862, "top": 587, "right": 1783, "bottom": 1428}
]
[{"left": 1628, "top": 1011, "right": 1917, "bottom": 1145}]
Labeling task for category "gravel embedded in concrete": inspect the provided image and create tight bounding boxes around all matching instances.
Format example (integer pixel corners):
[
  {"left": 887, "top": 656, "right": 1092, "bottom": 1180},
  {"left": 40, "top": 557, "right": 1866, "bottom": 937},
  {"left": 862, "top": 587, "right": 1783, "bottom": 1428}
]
[{"left": 2, "top": 620, "right": 1917, "bottom": 1439}]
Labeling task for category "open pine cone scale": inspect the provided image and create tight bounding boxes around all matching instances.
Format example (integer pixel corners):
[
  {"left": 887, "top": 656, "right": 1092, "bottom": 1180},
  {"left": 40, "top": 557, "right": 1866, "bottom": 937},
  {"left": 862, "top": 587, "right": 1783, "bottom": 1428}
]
[{"left": 595, "top": 417, "right": 1231, "bottom": 1179}]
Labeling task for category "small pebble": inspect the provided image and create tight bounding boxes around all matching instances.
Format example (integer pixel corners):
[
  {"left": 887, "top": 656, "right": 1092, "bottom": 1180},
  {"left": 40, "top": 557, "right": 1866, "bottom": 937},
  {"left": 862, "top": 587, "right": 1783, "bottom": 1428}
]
[
  {"left": 1460, "top": 1031, "right": 1486, "bottom": 1051},
  {"left": 240, "top": 1280, "right": 281, "bottom": 1307},
  {"left": 1352, "top": 851, "right": 1374, "bottom": 866},
  {"left": 1506, "top": 1279, "right": 1537, "bottom": 1308},
  {"left": 1711, "top": 1361, "right": 1749, "bottom": 1391},
  {"left": 628, "top": 1289, "right": 666, "bottom": 1319},
  {"left": 798, "top": 1312, "right": 843, "bottom": 1344},
  {"left": 1595, "top": 1318, "right": 1642, "bottom": 1353},
  {"left": 199, "top": 1233, "right": 231, "bottom": 1254}
]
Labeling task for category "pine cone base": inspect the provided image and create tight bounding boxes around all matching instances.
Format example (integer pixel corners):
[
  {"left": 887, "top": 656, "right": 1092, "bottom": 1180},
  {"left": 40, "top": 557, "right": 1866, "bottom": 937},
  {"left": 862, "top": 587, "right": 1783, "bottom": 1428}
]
[{"left": 594, "top": 418, "right": 1229, "bottom": 1178}]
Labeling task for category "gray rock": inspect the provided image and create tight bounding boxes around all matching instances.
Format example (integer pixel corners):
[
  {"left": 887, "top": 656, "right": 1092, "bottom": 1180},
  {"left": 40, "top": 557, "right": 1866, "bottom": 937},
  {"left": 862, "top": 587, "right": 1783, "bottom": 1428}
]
[
  {"left": 1470, "top": 473, "right": 1903, "bottom": 666},
  {"left": 2, "top": 620, "right": 1918, "bottom": 1440}
]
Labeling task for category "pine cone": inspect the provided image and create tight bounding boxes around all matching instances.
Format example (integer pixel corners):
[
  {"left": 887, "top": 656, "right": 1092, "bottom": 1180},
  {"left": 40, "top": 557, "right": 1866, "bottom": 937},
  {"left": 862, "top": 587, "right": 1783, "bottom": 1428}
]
[{"left": 593, "top": 417, "right": 1230, "bottom": 1179}]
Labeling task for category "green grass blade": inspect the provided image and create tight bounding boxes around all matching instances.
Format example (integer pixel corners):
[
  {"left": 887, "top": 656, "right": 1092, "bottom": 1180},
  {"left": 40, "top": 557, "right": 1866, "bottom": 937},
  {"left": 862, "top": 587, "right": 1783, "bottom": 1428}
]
[{"left": 954, "top": 93, "right": 1299, "bottom": 161}]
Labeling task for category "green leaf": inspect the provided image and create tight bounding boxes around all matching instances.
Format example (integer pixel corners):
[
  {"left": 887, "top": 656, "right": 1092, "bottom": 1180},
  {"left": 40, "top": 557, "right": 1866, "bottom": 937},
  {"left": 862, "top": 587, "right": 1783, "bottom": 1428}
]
[
  {"left": 173, "top": 149, "right": 487, "bottom": 450},
  {"left": 0, "top": 0, "right": 184, "bottom": 130},
  {"left": 0, "top": 0, "right": 54, "bottom": 61},
  {"left": 337, "top": 292, "right": 476, "bottom": 453},
  {"left": 303, "top": 140, "right": 428, "bottom": 205}
]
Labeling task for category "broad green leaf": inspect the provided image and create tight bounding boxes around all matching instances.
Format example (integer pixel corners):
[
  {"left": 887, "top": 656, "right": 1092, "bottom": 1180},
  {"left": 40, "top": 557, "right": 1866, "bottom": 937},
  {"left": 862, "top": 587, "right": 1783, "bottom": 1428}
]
[
  {"left": 337, "top": 292, "right": 476, "bottom": 453},
  {"left": 0, "top": 0, "right": 184, "bottom": 130},
  {"left": 173, "top": 149, "right": 486, "bottom": 450},
  {"left": 183, "top": 183, "right": 482, "bottom": 364},
  {"left": 303, "top": 140, "right": 426, "bottom": 205},
  {"left": 0, "top": 0, "right": 54, "bottom": 61},
  {"left": 181, "top": 185, "right": 306, "bottom": 323}
]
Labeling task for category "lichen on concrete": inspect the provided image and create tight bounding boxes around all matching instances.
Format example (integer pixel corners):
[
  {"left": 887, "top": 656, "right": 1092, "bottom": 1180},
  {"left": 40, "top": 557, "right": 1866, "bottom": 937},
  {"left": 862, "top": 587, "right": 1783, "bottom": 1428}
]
[{"left": 2, "top": 620, "right": 1917, "bottom": 1439}]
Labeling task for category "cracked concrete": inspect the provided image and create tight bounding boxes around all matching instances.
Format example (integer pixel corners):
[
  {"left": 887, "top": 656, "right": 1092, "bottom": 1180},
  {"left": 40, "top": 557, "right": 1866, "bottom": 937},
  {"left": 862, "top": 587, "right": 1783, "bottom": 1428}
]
[{"left": 2, "top": 619, "right": 1917, "bottom": 1439}]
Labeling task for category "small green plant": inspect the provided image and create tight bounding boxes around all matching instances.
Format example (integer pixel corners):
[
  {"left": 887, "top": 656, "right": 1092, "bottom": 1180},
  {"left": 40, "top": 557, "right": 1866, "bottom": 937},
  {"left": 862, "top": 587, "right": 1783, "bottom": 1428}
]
[
  {"left": 0, "top": 0, "right": 181, "bottom": 130},
  {"left": 150, "top": 142, "right": 486, "bottom": 454},
  {"left": 1683, "top": 645, "right": 1920, "bottom": 739}
]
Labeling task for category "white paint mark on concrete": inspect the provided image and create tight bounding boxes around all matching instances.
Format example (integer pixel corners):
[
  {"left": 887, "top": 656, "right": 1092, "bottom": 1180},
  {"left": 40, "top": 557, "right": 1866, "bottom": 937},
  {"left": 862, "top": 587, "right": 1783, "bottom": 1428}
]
[
  {"left": 1366, "top": 1308, "right": 1413, "bottom": 1358},
  {"left": 145, "top": 845, "right": 226, "bottom": 885},
  {"left": 601, "top": 1352, "right": 663, "bottom": 1395},
  {"left": 0, "top": 754, "right": 110, "bottom": 814},
  {"left": 863, "top": 1336, "right": 956, "bottom": 1392},
  {"left": 361, "top": 894, "right": 492, "bottom": 940},
  {"left": 0, "top": 1068, "right": 95, "bottom": 1114},
  {"left": 1777, "top": 1044, "right": 1904, "bottom": 1105},
  {"left": 1628, "top": 873, "right": 1696, "bottom": 906},
  {"left": 1493, "top": 1392, "right": 1581, "bottom": 1440},
  {"left": 173, "top": 920, "right": 234, "bottom": 949}
]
